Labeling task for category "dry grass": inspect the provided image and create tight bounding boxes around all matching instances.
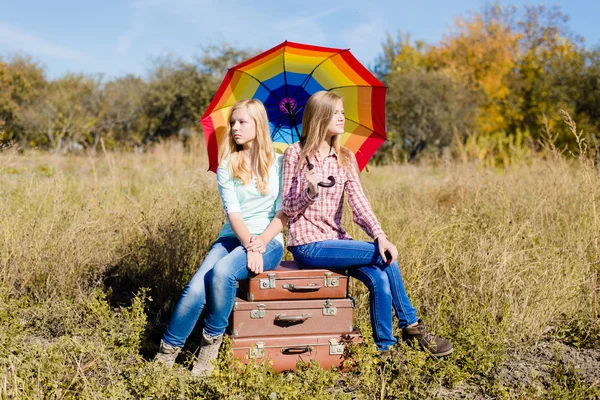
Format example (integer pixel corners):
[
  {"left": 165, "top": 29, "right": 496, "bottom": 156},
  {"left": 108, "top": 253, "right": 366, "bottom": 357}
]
[
  {"left": 0, "top": 123, "right": 598, "bottom": 398},
  {"left": 0, "top": 138, "right": 218, "bottom": 300}
]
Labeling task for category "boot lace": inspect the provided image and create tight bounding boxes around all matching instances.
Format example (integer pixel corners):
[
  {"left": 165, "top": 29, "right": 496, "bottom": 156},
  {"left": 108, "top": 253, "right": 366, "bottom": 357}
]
[{"left": 418, "top": 326, "right": 438, "bottom": 349}]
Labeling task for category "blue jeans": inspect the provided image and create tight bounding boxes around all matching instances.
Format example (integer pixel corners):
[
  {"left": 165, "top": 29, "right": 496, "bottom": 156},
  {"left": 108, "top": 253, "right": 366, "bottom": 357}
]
[
  {"left": 162, "top": 237, "right": 284, "bottom": 347},
  {"left": 289, "top": 240, "right": 418, "bottom": 351}
]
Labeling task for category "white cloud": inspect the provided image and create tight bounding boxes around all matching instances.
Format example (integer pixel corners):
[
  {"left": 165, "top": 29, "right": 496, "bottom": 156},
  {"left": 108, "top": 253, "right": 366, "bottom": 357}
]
[
  {"left": 117, "top": 21, "right": 145, "bottom": 56},
  {"left": 117, "top": 0, "right": 165, "bottom": 56},
  {"left": 114, "top": 1, "right": 384, "bottom": 70},
  {"left": 274, "top": 6, "right": 354, "bottom": 45},
  {"left": 273, "top": 5, "right": 351, "bottom": 31},
  {"left": 0, "top": 24, "right": 84, "bottom": 60},
  {"left": 339, "top": 16, "right": 386, "bottom": 65},
  {"left": 117, "top": 0, "right": 223, "bottom": 56}
]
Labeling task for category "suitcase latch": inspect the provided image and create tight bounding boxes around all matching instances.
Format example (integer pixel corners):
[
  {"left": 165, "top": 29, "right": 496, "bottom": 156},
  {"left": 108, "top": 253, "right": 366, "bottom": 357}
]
[
  {"left": 324, "top": 272, "right": 339, "bottom": 288},
  {"left": 322, "top": 299, "right": 337, "bottom": 316},
  {"left": 329, "top": 339, "right": 345, "bottom": 355},
  {"left": 259, "top": 273, "right": 276, "bottom": 289},
  {"left": 250, "top": 304, "right": 266, "bottom": 319},
  {"left": 249, "top": 342, "right": 264, "bottom": 359}
]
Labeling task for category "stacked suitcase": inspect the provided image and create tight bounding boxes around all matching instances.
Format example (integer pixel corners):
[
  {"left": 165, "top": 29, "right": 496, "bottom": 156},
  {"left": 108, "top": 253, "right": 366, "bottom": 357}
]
[{"left": 229, "top": 261, "right": 362, "bottom": 372}]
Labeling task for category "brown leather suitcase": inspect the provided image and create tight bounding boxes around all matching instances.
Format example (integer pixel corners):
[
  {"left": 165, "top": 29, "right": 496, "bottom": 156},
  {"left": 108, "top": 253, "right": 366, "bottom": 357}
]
[
  {"left": 239, "top": 261, "right": 348, "bottom": 301},
  {"left": 230, "top": 297, "right": 354, "bottom": 338},
  {"left": 231, "top": 331, "right": 362, "bottom": 372}
]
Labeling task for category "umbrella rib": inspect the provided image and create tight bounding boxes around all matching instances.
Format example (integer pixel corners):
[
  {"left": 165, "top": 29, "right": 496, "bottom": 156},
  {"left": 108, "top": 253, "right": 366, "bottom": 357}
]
[
  {"left": 327, "top": 84, "right": 387, "bottom": 90},
  {"left": 293, "top": 92, "right": 312, "bottom": 105},
  {"left": 345, "top": 117, "right": 386, "bottom": 140},
  {"left": 271, "top": 111, "right": 288, "bottom": 136},
  {"left": 264, "top": 104, "right": 292, "bottom": 138},
  {"left": 282, "top": 42, "right": 296, "bottom": 143},
  {"left": 285, "top": 50, "right": 348, "bottom": 140},
  {"left": 283, "top": 42, "right": 289, "bottom": 100},
  {"left": 290, "top": 48, "right": 346, "bottom": 102},
  {"left": 235, "top": 70, "right": 282, "bottom": 103},
  {"left": 272, "top": 116, "right": 293, "bottom": 145}
]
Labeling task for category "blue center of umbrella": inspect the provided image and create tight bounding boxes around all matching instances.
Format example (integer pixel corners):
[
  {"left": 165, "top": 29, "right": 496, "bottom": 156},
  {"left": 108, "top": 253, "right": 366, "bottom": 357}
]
[{"left": 279, "top": 97, "right": 297, "bottom": 115}]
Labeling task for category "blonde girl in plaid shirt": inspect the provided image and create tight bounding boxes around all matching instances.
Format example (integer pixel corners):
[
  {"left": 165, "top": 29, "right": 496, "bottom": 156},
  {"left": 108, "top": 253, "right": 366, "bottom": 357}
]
[{"left": 282, "top": 91, "right": 453, "bottom": 357}]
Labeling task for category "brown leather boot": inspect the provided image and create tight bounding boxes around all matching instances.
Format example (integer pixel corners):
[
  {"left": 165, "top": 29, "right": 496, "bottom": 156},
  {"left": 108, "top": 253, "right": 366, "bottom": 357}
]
[{"left": 402, "top": 319, "right": 453, "bottom": 357}]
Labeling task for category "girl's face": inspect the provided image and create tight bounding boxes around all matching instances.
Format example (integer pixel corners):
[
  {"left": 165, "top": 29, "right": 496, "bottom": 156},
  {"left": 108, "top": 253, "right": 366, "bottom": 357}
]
[
  {"left": 326, "top": 99, "right": 345, "bottom": 138},
  {"left": 230, "top": 107, "right": 257, "bottom": 148}
]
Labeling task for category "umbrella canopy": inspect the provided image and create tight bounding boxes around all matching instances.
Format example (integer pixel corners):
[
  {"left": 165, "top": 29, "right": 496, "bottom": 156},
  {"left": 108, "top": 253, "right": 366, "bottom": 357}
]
[{"left": 200, "top": 41, "right": 386, "bottom": 172}]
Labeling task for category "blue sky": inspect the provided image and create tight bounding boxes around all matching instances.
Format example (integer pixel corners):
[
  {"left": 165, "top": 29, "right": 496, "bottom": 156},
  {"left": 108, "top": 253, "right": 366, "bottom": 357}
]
[{"left": 1, "top": 0, "right": 598, "bottom": 80}]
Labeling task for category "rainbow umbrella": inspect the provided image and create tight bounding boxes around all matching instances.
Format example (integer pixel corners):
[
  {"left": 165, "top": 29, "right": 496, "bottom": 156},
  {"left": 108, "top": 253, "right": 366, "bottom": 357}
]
[{"left": 200, "top": 41, "right": 386, "bottom": 172}]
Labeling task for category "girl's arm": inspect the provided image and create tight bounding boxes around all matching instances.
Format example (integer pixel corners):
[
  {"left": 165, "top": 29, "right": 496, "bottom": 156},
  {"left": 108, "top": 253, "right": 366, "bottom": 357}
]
[
  {"left": 227, "top": 213, "right": 253, "bottom": 247},
  {"left": 217, "top": 160, "right": 275, "bottom": 273},
  {"left": 344, "top": 153, "right": 386, "bottom": 240},
  {"left": 217, "top": 164, "right": 253, "bottom": 247},
  {"left": 344, "top": 153, "right": 398, "bottom": 264},
  {"left": 255, "top": 210, "right": 288, "bottom": 244},
  {"left": 282, "top": 145, "right": 318, "bottom": 217},
  {"left": 247, "top": 156, "right": 288, "bottom": 252}
]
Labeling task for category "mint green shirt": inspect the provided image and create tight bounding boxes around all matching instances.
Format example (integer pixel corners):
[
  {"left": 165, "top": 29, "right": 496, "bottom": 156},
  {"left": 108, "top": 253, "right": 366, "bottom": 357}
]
[{"left": 216, "top": 154, "right": 284, "bottom": 245}]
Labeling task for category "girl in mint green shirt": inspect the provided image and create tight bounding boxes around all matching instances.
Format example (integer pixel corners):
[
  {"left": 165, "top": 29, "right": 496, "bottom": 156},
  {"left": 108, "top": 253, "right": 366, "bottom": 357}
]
[{"left": 156, "top": 99, "right": 287, "bottom": 376}]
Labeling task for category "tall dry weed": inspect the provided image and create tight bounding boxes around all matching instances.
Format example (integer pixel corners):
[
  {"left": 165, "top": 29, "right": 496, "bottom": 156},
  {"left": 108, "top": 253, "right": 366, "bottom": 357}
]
[
  {"left": 0, "top": 138, "right": 216, "bottom": 302},
  {"left": 349, "top": 133, "right": 598, "bottom": 346},
  {"left": 1, "top": 131, "right": 599, "bottom": 398},
  {"left": 560, "top": 110, "right": 599, "bottom": 319}
]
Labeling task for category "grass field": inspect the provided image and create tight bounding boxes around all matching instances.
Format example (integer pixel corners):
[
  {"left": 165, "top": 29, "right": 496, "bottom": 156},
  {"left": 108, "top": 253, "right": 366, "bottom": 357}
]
[{"left": 1, "top": 135, "right": 599, "bottom": 399}]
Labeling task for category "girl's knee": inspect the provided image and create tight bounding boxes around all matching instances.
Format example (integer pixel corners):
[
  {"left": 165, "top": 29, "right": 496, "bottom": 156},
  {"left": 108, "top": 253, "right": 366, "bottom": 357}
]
[
  {"left": 210, "top": 262, "right": 237, "bottom": 287},
  {"left": 355, "top": 270, "right": 389, "bottom": 293},
  {"left": 373, "top": 275, "right": 391, "bottom": 295},
  {"left": 182, "top": 281, "right": 206, "bottom": 302},
  {"left": 371, "top": 270, "right": 392, "bottom": 292}
]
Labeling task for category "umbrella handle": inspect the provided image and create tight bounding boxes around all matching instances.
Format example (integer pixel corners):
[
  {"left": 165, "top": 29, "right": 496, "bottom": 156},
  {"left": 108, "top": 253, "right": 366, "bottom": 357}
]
[
  {"left": 319, "top": 177, "right": 335, "bottom": 188},
  {"left": 305, "top": 156, "right": 336, "bottom": 188}
]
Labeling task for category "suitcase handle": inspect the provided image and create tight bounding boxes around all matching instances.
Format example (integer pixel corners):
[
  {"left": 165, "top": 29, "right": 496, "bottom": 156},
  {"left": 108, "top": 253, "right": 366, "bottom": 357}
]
[
  {"left": 283, "top": 283, "right": 322, "bottom": 292},
  {"left": 281, "top": 346, "right": 312, "bottom": 355},
  {"left": 274, "top": 313, "right": 312, "bottom": 323}
]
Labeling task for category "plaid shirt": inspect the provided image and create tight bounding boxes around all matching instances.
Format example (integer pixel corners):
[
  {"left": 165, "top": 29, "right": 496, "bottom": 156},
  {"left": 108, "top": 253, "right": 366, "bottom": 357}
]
[{"left": 282, "top": 142, "right": 386, "bottom": 246}]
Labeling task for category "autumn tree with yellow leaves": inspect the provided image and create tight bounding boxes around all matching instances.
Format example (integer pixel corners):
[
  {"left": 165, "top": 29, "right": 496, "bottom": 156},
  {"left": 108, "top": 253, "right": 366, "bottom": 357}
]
[
  {"left": 1, "top": 4, "right": 599, "bottom": 160},
  {"left": 428, "top": 5, "right": 521, "bottom": 135},
  {"left": 377, "top": 3, "right": 599, "bottom": 161}
]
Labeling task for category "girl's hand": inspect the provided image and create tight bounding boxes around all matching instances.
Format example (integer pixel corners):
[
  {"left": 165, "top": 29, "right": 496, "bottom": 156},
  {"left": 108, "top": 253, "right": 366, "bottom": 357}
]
[
  {"left": 247, "top": 251, "right": 264, "bottom": 274},
  {"left": 305, "top": 168, "right": 321, "bottom": 198},
  {"left": 377, "top": 236, "right": 398, "bottom": 265},
  {"left": 246, "top": 236, "right": 266, "bottom": 254}
]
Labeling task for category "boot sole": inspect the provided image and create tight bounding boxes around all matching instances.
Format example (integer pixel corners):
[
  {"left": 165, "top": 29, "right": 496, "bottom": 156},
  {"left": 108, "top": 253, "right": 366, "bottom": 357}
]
[
  {"left": 402, "top": 336, "right": 454, "bottom": 357},
  {"left": 427, "top": 347, "right": 454, "bottom": 357}
]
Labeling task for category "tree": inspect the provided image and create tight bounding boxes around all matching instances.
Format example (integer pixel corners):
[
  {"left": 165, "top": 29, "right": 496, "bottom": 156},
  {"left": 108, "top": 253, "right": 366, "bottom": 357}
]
[
  {"left": 0, "top": 55, "right": 47, "bottom": 144},
  {"left": 373, "top": 31, "right": 428, "bottom": 80},
  {"left": 428, "top": 4, "right": 521, "bottom": 134},
  {"left": 511, "top": 4, "right": 586, "bottom": 146},
  {"left": 141, "top": 44, "right": 256, "bottom": 143},
  {"left": 196, "top": 43, "right": 257, "bottom": 85},
  {"left": 21, "top": 73, "right": 102, "bottom": 150},
  {"left": 97, "top": 75, "right": 147, "bottom": 150},
  {"left": 375, "top": 69, "right": 481, "bottom": 163},
  {"left": 577, "top": 48, "right": 600, "bottom": 134},
  {"left": 141, "top": 56, "right": 211, "bottom": 142}
]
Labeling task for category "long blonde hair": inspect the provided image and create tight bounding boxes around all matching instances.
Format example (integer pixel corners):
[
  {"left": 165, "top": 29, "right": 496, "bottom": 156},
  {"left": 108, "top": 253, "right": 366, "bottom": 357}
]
[
  {"left": 299, "top": 91, "right": 352, "bottom": 169},
  {"left": 218, "top": 99, "right": 274, "bottom": 194}
]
